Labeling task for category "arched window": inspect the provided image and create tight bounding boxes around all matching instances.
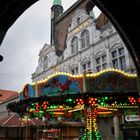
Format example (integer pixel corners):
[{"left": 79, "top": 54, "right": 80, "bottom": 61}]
[
  {"left": 44, "top": 56, "right": 48, "bottom": 70},
  {"left": 81, "top": 30, "right": 90, "bottom": 49},
  {"left": 71, "top": 36, "right": 78, "bottom": 54}
]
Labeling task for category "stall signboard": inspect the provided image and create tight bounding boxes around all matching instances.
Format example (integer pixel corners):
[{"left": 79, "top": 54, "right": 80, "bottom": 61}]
[{"left": 125, "top": 115, "right": 140, "bottom": 122}]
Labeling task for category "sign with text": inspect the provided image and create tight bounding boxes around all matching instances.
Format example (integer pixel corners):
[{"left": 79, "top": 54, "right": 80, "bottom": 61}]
[{"left": 125, "top": 115, "right": 140, "bottom": 122}]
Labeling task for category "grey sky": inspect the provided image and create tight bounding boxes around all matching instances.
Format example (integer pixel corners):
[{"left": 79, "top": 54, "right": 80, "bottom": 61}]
[{"left": 0, "top": 0, "right": 100, "bottom": 91}]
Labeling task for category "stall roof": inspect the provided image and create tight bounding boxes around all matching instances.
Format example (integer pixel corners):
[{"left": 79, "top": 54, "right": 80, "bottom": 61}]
[
  {"left": 0, "top": 89, "right": 19, "bottom": 104},
  {"left": 0, "top": 114, "right": 45, "bottom": 127}
]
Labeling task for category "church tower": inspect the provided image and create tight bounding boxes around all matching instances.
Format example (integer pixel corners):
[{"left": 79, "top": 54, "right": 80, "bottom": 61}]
[{"left": 50, "top": 0, "right": 63, "bottom": 45}]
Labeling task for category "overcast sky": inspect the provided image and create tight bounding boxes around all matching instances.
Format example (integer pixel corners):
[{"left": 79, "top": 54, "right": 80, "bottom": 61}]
[{"left": 0, "top": 0, "right": 101, "bottom": 92}]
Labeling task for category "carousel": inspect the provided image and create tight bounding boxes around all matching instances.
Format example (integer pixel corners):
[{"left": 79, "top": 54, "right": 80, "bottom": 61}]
[{"left": 7, "top": 68, "right": 140, "bottom": 140}]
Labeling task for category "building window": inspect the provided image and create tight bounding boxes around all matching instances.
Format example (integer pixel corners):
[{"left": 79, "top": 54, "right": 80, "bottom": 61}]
[
  {"left": 77, "top": 17, "right": 80, "bottom": 25},
  {"left": 96, "top": 65, "right": 101, "bottom": 72},
  {"left": 96, "top": 57, "right": 100, "bottom": 65},
  {"left": 111, "top": 47, "right": 126, "bottom": 71},
  {"left": 71, "top": 67, "right": 78, "bottom": 75},
  {"left": 80, "top": 15, "right": 84, "bottom": 22},
  {"left": 71, "top": 37, "right": 78, "bottom": 54},
  {"left": 44, "top": 56, "right": 48, "bottom": 70},
  {"left": 81, "top": 30, "right": 90, "bottom": 49},
  {"left": 82, "top": 61, "right": 91, "bottom": 73},
  {"left": 112, "top": 59, "right": 118, "bottom": 69},
  {"left": 119, "top": 56, "right": 126, "bottom": 70},
  {"left": 102, "top": 55, "right": 107, "bottom": 62},
  {"left": 119, "top": 47, "right": 124, "bottom": 55},
  {"left": 95, "top": 54, "right": 107, "bottom": 72}
]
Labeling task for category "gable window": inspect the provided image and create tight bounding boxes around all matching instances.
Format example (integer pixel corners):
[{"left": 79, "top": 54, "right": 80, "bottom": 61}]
[
  {"left": 71, "top": 37, "right": 78, "bottom": 54},
  {"left": 81, "top": 30, "right": 90, "bottom": 49},
  {"left": 95, "top": 54, "right": 107, "bottom": 72},
  {"left": 44, "top": 56, "right": 48, "bottom": 70},
  {"left": 111, "top": 47, "right": 126, "bottom": 71}
]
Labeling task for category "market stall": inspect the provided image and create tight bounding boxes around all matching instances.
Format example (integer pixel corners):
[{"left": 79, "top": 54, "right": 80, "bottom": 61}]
[{"left": 7, "top": 68, "right": 140, "bottom": 140}]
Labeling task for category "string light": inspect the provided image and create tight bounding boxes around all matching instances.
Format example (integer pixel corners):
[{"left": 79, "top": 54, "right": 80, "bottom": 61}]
[
  {"left": 7, "top": 69, "right": 139, "bottom": 140},
  {"left": 18, "top": 68, "right": 137, "bottom": 95}
]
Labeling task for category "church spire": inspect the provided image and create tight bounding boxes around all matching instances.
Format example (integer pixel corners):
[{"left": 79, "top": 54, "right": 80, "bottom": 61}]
[
  {"left": 51, "top": 0, "right": 63, "bottom": 45},
  {"left": 53, "top": 0, "right": 62, "bottom": 6}
]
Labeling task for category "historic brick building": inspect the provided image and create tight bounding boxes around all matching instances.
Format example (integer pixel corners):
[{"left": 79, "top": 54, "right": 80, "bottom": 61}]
[
  {"left": 31, "top": 0, "right": 137, "bottom": 139},
  {"left": 32, "top": 0, "right": 135, "bottom": 82}
]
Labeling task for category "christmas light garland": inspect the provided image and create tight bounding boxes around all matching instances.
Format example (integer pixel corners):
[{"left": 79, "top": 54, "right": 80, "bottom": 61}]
[{"left": 7, "top": 69, "right": 140, "bottom": 140}]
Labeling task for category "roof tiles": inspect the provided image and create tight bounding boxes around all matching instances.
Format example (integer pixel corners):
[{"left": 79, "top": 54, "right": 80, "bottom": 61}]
[{"left": 0, "top": 89, "right": 19, "bottom": 103}]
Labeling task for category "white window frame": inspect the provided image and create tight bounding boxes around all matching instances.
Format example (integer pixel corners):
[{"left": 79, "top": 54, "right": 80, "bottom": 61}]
[
  {"left": 81, "top": 30, "right": 90, "bottom": 49},
  {"left": 81, "top": 61, "right": 91, "bottom": 73},
  {"left": 111, "top": 47, "right": 126, "bottom": 71},
  {"left": 95, "top": 54, "right": 107, "bottom": 72},
  {"left": 71, "top": 37, "right": 78, "bottom": 54},
  {"left": 71, "top": 67, "right": 79, "bottom": 75}
]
